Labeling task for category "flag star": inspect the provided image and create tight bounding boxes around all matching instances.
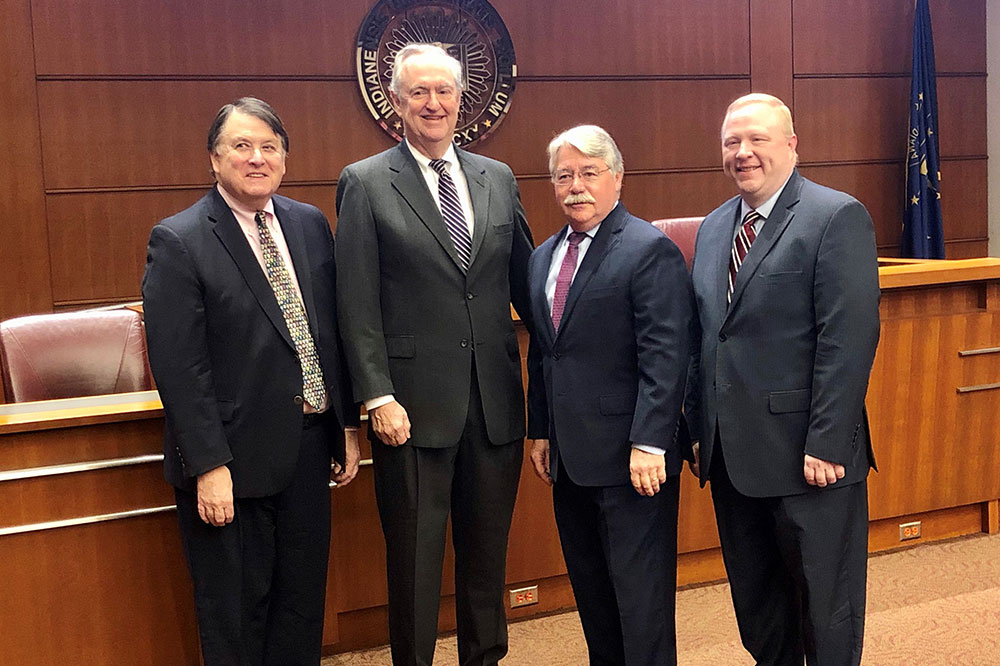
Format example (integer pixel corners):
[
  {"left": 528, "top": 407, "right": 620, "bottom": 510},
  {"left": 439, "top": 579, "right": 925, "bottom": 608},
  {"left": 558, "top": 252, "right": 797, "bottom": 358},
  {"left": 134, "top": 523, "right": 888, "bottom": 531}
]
[
  {"left": 928, "top": 129, "right": 934, "bottom": 135},
  {"left": 911, "top": 195, "right": 920, "bottom": 205},
  {"left": 936, "top": 192, "right": 941, "bottom": 199},
  {"left": 918, "top": 93, "right": 924, "bottom": 101}
]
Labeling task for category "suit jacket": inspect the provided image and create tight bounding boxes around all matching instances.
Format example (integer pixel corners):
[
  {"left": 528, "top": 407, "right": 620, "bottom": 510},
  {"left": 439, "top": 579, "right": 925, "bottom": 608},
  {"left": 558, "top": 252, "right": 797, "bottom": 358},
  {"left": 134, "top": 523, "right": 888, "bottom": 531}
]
[
  {"left": 142, "top": 187, "right": 357, "bottom": 497},
  {"left": 526, "top": 204, "right": 693, "bottom": 487},
  {"left": 687, "top": 170, "right": 881, "bottom": 498},
  {"left": 334, "top": 141, "right": 533, "bottom": 448}
]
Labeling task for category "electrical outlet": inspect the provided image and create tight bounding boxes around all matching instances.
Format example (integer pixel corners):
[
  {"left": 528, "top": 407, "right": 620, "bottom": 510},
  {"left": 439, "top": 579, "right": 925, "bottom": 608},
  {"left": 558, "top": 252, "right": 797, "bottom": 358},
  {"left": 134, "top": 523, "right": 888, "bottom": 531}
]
[
  {"left": 509, "top": 585, "right": 538, "bottom": 608},
  {"left": 899, "top": 521, "right": 922, "bottom": 541}
]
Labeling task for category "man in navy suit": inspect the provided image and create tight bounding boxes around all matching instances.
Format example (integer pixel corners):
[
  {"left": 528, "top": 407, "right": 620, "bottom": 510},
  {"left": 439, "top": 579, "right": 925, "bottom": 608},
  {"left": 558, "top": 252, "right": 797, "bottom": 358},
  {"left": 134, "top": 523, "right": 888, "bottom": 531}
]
[
  {"left": 687, "top": 94, "right": 880, "bottom": 666},
  {"left": 143, "top": 97, "right": 359, "bottom": 666},
  {"left": 526, "top": 125, "right": 692, "bottom": 666}
]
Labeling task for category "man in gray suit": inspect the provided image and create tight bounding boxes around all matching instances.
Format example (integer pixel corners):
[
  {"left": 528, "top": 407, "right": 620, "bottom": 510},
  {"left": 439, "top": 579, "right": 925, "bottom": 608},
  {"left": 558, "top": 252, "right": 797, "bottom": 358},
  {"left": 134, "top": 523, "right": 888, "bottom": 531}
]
[
  {"left": 334, "top": 43, "right": 533, "bottom": 666},
  {"left": 687, "top": 93, "right": 880, "bottom": 666}
]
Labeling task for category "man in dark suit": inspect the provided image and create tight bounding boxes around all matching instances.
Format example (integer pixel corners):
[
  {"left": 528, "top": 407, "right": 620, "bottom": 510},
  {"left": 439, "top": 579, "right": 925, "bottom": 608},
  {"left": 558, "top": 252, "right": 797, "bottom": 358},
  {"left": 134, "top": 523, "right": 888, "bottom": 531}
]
[
  {"left": 142, "top": 97, "right": 360, "bottom": 666},
  {"left": 687, "top": 93, "right": 881, "bottom": 666},
  {"left": 334, "top": 44, "right": 533, "bottom": 666},
  {"left": 525, "top": 125, "right": 692, "bottom": 666}
]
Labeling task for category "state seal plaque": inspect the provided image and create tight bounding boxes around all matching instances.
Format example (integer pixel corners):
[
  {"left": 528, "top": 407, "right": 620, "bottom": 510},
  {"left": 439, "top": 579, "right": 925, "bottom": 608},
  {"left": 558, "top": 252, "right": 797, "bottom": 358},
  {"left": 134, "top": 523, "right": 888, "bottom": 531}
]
[{"left": 355, "top": 0, "right": 517, "bottom": 148}]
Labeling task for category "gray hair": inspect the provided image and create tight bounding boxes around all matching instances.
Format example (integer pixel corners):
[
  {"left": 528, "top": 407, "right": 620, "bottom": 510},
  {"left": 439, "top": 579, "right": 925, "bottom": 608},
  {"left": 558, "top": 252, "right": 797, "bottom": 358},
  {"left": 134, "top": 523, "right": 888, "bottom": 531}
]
[
  {"left": 547, "top": 125, "right": 624, "bottom": 175},
  {"left": 389, "top": 43, "right": 465, "bottom": 96}
]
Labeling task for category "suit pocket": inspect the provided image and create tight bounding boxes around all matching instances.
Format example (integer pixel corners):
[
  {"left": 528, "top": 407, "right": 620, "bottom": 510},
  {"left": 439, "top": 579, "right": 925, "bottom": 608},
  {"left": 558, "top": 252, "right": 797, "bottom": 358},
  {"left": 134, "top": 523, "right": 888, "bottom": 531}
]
[
  {"left": 580, "top": 285, "right": 619, "bottom": 301},
  {"left": 761, "top": 270, "right": 803, "bottom": 283},
  {"left": 768, "top": 389, "right": 811, "bottom": 414},
  {"left": 600, "top": 393, "right": 634, "bottom": 415},
  {"left": 493, "top": 222, "right": 513, "bottom": 234},
  {"left": 385, "top": 335, "right": 415, "bottom": 359},
  {"left": 216, "top": 400, "right": 235, "bottom": 423}
]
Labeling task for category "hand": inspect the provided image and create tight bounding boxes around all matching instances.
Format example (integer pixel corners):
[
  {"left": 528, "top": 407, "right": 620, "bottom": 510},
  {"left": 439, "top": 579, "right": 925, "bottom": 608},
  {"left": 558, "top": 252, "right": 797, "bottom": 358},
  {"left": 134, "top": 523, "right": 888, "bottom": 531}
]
[
  {"left": 333, "top": 429, "right": 361, "bottom": 487},
  {"left": 529, "top": 439, "right": 553, "bottom": 486},
  {"left": 803, "top": 454, "right": 845, "bottom": 487},
  {"left": 689, "top": 440, "right": 701, "bottom": 478},
  {"left": 371, "top": 400, "right": 411, "bottom": 446},
  {"left": 630, "top": 448, "right": 667, "bottom": 496},
  {"left": 196, "top": 465, "right": 234, "bottom": 527}
]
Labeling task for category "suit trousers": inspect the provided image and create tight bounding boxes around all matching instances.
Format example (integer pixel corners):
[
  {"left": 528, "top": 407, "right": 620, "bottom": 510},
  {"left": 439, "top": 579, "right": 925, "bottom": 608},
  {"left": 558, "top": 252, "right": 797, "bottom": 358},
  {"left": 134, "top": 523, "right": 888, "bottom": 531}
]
[
  {"left": 709, "top": 438, "right": 868, "bottom": 666},
  {"left": 174, "top": 416, "right": 334, "bottom": 666},
  {"left": 371, "top": 362, "right": 523, "bottom": 666},
  {"left": 553, "top": 460, "right": 680, "bottom": 666}
]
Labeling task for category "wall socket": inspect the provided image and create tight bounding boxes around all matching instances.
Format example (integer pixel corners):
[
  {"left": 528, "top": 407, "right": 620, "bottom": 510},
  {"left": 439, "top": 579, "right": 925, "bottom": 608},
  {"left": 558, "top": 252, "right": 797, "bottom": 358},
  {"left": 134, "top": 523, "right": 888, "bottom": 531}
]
[
  {"left": 899, "top": 521, "right": 922, "bottom": 541},
  {"left": 509, "top": 585, "right": 538, "bottom": 608}
]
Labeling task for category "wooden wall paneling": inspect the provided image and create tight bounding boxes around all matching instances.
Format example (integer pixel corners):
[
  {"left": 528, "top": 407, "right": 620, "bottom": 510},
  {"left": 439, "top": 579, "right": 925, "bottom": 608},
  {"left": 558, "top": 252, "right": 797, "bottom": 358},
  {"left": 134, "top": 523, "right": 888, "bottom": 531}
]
[
  {"left": 474, "top": 79, "right": 750, "bottom": 176},
  {"left": 677, "top": 472, "right": 720, "bottom": 553},
  {"left": 939, "top": 159, "right": 988, "bottom": 241},
  {"left": 30, "top": 0, "right": 374, "bottom": 76},
  {"left": 937, "top": 76, "right": 988, "bottom": 157},
  {"left": 792, "top": 0, "right": 986, "bottom": 75},
  {"left": 750, "top": 0, "right": 793, "bottom": 102},
  {"left": 0, "top": 0, "right": 53, "bottom": 321},
  {"left": 0, "top": 515, "right": 199, "bottom": 666},
  {"left": 498, "top": 0, "right": 749, "bottom": 77},
  {"left": 943, "top": 240, "right": 989, "bottom": 259},
  {"left": 36, "top": 80, "right": 393, "bottom": 191}
]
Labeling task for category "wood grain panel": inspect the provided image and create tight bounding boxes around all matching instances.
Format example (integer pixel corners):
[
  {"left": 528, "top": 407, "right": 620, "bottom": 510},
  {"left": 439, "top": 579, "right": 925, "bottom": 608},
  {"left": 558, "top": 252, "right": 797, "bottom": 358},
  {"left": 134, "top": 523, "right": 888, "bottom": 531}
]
[
  {"left": 517, "top": 171, "right": 735, "bottom": 245},
  {"left": 485, "top": 79, "right": 749, "bottom": 175},
  {"left": 867, "top": 289, "right": 1000, "bottom": 519},
  {"left": 0, "top": 0, "right": 53, "bottom": 321},
  {"left": 0, "top": 514, "right": 199, "bottom": 666},
  {"left": 37, "top": 80, "right": 393, "bottom": 190},
  {"left": 0, "top": 418, "right": 164, "bottom": 469},
  {"left": 500, "top": 0, "right": 749, "bottom": 76},
  {"left": 795, "top": 77, "right": 986, "bottom": 163},
  {"left": 800, "top": 159, "right": 987, "bottom": 251},
  {"left": 793, "top": 0, "right": 986, "bottom": 74},
  {"left": 30, "top": 0, "right": 372, "bottom": 76},
  {"left": 750, "top": 0, "right": 792, "bottom": 102}
]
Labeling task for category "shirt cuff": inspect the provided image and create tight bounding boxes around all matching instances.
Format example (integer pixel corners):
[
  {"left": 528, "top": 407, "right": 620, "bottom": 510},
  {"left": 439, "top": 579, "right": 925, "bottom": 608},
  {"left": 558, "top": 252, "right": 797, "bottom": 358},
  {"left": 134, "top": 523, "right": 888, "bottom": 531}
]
[
  {"left": 364, "top": 394, "right": 394, "bottom": 411},
  {"left": 632, "top": 443, "right": 665, "bottom": 456}
]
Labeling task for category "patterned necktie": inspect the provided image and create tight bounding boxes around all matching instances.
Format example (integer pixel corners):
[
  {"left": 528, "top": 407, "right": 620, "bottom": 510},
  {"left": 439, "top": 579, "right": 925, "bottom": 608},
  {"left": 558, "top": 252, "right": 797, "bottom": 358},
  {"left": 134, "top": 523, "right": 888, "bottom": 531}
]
[
  {"left": 551, "top": 231, "right": 587, "bottom": 332},
  {"left": 255, "top": 211, "right": 326, "bottom": 409},
  {"left": 728, "top": 209, "right": 761, "bottom": 303},
  {"left": 429, "top": 159, "right": 473, "bottom": 270}
]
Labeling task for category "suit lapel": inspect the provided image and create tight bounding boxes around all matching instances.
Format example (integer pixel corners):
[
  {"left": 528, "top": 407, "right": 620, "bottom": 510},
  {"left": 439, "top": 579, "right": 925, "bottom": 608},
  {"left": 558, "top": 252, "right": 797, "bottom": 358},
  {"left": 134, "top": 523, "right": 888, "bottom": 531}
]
[
  {"left": 727, "top": 170, "right": 803, "bottom": 314},
  {"left": 273, "top": 197, "right": 319, "bottom": 343},
  {"left": 390, "top": 141, "right": 467, "bottom": 272},
  {"left": 555, "top": 204, "right": 626, "bottom": 340},
  {"left": 457, "top": 149, "right": 490, "bottom": 268},
  {"left": 208, "top": 188, "right": 296, "bottom": 351},
  {"left": 712, "top": 198, "right": 741, "bottom": 317}
]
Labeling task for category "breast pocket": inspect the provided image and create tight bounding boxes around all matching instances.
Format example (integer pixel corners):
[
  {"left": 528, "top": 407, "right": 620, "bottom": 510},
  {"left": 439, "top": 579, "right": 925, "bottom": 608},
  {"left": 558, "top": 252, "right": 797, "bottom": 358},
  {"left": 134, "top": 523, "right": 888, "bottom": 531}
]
[
  {"left": 761, "top": 270, "right": 804, "bottom": 284},
  {"left": 492, "top": 222, "right": 513, "bottom": 235}
]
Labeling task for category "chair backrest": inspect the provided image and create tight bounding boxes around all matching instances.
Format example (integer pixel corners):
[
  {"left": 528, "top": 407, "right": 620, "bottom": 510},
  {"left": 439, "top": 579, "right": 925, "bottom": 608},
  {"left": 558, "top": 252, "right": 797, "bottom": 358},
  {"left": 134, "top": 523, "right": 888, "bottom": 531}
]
[
  {"left": 651, "top": 216, "right": 704, "bottom": 270},
  {"left": 0, "top": 309, "right": 153, "bottom": 402}
]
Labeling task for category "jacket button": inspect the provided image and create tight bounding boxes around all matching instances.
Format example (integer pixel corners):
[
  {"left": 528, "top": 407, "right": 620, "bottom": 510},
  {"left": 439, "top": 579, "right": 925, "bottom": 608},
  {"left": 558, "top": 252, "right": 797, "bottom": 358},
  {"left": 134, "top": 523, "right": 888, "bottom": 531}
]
[
  {"left": 460, "top": 339, "right": 469, "bottom": 348},
  {"left": 293, "top": 395, "right": 304, "bottom": 405},
  {"left": 718, "top": 333, "right": 726, "bottom": 342},
  {"left": 466, "top": 292, "right": 474, "bottom": 300}
]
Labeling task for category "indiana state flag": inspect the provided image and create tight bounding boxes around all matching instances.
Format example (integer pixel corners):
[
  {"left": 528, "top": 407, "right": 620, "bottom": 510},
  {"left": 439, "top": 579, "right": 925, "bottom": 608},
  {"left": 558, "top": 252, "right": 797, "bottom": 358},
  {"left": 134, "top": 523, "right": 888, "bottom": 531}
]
[{"left": 902, "top": 0, "right": 945, "bottom": 258}]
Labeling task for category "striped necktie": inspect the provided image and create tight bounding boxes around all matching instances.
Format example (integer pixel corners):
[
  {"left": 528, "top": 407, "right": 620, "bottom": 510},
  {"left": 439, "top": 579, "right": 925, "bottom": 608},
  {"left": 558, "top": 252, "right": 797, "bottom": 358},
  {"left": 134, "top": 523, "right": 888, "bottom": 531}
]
[
  {"left": 255, "top": 211, "right": 326, "bottom": 409},
  {"left": 429, "top": 159, "right": 473, "bottom": 271},
  {"left": 728, "top": 209, "right": 761, "bottom": 303}
]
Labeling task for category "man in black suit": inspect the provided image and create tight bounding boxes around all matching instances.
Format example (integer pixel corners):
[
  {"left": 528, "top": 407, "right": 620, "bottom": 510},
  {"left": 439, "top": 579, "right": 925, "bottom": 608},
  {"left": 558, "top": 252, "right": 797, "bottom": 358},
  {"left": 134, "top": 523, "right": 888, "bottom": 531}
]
[
  {"left": 334, "top": 44, "right": 533, "bottom": 666},
  {"left": 142, "top": 97, "right": 360, "bottom": 666},
  {"left": 526, "top": 125, "right": 692, "bottom": 666},
  {"left": 687, "top": 93, "right": 881, "bottom": 666}
]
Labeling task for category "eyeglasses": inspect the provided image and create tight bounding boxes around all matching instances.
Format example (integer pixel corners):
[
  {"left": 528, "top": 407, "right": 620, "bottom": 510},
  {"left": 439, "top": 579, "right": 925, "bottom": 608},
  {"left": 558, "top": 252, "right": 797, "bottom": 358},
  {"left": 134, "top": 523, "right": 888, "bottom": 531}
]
[
  {"left": 404, "top": 86, "right": 458, "bottom": 103},
  {"left": 552, "top": 166, "right": 611, "bottom": 186}
]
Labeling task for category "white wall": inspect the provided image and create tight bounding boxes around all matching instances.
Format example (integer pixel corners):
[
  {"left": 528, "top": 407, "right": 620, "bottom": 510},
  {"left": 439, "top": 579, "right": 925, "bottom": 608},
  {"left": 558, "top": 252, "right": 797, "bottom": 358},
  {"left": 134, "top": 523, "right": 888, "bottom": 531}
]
[{"left": 988, "top": 0, "right": 1000, "bottom": 256}]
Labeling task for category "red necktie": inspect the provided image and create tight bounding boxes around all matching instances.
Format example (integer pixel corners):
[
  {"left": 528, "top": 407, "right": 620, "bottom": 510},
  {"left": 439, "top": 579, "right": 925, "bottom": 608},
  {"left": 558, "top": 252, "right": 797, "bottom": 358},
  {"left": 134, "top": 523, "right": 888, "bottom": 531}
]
[
  {"left": 728, "top": 210, "right": 760, "bottom": 303},
  {"left": 551, "top": 231, "right": 587, "bottom": 331}
]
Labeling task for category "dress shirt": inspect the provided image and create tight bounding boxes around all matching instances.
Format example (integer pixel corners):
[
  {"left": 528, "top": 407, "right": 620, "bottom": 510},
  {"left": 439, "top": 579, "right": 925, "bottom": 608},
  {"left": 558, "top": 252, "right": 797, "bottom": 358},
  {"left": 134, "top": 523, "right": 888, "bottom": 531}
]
[{"left": 736, "top": 170, "right": 794, "bottom": 236}]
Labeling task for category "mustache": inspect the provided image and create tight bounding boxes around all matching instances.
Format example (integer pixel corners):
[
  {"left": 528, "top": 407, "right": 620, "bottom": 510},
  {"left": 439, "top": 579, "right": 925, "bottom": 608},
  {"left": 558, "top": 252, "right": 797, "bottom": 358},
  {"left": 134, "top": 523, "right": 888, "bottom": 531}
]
[{"left": 563, "top": 193, "right": 596, "bottom": 205}]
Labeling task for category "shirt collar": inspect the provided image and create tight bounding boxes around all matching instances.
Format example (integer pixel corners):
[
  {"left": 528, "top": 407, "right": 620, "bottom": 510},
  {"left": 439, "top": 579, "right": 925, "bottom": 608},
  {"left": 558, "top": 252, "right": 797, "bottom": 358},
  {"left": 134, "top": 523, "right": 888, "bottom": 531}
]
[
  {"left": 741, "top": 171, "right": 793, "bottom": 221},
  {"left": 405, "top": 139, "right": 459, "bottom": 170},
  {"left": 216, "top": 183, "right": 275, "bottom": 219}
]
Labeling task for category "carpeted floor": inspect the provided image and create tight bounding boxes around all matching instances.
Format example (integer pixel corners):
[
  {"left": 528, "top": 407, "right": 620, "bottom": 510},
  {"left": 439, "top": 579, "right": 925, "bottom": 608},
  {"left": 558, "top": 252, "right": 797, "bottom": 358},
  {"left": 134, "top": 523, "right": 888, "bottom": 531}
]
[{"left": 323, "top": 532, "right": 1000, "bottom": 665}]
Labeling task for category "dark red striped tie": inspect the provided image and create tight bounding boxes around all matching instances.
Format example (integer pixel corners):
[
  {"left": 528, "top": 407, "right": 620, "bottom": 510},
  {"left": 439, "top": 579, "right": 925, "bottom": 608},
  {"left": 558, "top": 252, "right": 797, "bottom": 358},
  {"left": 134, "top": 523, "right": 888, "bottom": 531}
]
[
  {"left": 728, "top": 209, "right": 760, "bottom": 303},
  {"left": 551, "top": 231, "right": 587, "bottom": 331}
]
